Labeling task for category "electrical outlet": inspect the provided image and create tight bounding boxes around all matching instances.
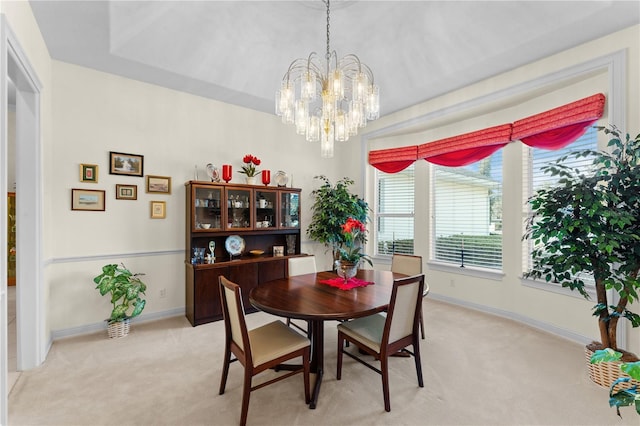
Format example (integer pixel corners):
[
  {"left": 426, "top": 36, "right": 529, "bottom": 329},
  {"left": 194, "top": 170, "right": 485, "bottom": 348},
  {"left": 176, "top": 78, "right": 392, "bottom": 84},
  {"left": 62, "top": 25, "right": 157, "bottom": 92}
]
[
  {"left": 449, "top": 279, "right": 455, "bottom": 287},
  {"left": 159, "top": 288, "right": 166, "bottom": 298}
]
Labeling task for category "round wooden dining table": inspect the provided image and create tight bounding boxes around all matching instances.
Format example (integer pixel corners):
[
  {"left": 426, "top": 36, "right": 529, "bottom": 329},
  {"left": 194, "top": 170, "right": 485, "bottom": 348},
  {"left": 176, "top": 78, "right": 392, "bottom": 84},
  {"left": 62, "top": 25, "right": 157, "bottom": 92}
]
[{"left": 249, "top": 269, "right": 404, "bottom": 409}]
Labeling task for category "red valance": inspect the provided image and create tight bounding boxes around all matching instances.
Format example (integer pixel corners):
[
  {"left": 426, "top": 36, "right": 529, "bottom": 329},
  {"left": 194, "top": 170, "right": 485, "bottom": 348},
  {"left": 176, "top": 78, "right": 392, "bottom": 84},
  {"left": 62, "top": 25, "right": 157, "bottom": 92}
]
[
  {"left": 367, "top": 93, "right": 605, "bottom": 173},
  {"left": 417, "top": 124, "right": 512, "bottom": 167},
  {"left": 512, "top": 93, "right": 605, "bottom": 149},
  {"left": 368, "top": 145, "right": 418, "bottom": 173}
]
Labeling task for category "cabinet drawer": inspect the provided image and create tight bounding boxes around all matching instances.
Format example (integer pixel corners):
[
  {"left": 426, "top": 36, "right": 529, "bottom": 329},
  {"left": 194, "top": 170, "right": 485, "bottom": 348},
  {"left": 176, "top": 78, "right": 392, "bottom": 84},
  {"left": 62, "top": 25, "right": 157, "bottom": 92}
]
[
  {"left": 259, "top": 259, "right": 286, "bottom": 284},
  {"left": 229, "top": 263, "right": 259, "bottom": 313},
  {"left": 193, "top": 267, "right": 228, "bottom": 324}
]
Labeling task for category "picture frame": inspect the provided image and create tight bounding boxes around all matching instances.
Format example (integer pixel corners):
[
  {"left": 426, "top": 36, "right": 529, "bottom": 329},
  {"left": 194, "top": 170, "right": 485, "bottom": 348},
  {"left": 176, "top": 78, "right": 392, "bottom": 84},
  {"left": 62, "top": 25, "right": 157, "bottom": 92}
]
[
  {"left": 150, "top": 200, "right": 166, "bottom": 219},
  {"left": 71, "top": 189, "right": 105, "bottom": 211},
  {"left": 273, "top": 245, "right": 284, "bottom": 257},
  {"left": 146, "top": 175, "right": 172, "bottom": 194},
  {"left": 115, "top": 184, "right": 137, "bottom": 200},
  {"left": 80, "top": 164, "right": 99, "bottom": 183},
  {"left": 109, "top": 151, "right": 144, "bottom": 177}
]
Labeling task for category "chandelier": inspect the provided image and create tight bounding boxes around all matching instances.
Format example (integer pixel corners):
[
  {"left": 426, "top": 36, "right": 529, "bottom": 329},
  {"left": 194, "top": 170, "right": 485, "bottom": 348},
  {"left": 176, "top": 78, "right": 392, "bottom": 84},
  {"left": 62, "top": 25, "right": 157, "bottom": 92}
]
[{"left": 275, "top": 0, "right": 380, "bottom": 158}]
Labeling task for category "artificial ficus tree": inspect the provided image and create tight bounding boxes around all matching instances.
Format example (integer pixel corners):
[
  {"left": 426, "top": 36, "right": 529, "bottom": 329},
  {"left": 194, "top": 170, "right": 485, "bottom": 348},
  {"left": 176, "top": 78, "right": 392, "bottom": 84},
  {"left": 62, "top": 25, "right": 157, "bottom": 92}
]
[{"left": 524, "top": 126, "right": 640, "bottom": 352}]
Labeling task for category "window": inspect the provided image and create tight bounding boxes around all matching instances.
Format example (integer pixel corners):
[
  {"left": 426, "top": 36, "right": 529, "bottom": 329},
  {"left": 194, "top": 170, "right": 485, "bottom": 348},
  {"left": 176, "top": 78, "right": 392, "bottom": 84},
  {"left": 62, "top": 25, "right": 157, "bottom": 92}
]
[
  {"left": 375, "top": 164, "right": 414, "bottom": 255},
  {"left": 523, "top": 126, "right": 598, "bottom": 279},
  {"left": 432, "top": 152, "right": 503, "bottom": 270}
]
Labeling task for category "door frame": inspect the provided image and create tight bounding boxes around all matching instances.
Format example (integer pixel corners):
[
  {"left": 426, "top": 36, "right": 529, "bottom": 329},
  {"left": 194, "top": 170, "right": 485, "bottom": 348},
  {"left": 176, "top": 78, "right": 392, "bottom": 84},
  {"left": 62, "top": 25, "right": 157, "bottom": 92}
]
[{"left": 1, "top": 14, "right": 44, "bottom": 425}]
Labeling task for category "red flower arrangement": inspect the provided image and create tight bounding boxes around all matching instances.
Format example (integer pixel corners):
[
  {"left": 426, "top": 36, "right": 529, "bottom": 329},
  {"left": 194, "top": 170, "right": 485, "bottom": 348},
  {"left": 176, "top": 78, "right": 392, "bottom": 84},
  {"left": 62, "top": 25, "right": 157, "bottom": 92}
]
[
  {"left": 338, "top": 217, "right": 372, "bottom": 266},
  {"left": 238, "top": 154, "right": 261, "bottom": 177}
]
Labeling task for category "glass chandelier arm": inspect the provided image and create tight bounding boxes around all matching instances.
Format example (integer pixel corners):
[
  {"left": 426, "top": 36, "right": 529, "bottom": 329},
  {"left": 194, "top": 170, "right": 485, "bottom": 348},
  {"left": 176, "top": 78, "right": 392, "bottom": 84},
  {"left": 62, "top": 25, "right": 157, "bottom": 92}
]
[
  {"left": 338, "top": 54, "right": 375, "bottom": 83},
  {"left": 282, "top": 57, "right": 325, "bottom": 82}
]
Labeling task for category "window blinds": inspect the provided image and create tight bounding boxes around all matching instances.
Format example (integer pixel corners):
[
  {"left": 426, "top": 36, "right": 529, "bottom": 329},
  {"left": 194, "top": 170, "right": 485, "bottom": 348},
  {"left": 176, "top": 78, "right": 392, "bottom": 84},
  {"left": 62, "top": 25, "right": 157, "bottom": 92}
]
[
  {"left": 376, "top": 165, "right": 415, "bottom": 255},
  {"left": 432, "top": 152, "right": 503, "bottom": 270}
]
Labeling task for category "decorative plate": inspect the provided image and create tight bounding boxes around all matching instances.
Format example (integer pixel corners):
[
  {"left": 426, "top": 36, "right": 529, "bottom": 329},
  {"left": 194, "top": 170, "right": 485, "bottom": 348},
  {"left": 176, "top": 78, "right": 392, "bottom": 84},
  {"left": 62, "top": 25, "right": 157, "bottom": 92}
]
[
  {"left": 225, "top": 235, "right": 245, "bottom": 256},
  {"left": 274, "top": 170, "right": 289, "bottom": 187}
]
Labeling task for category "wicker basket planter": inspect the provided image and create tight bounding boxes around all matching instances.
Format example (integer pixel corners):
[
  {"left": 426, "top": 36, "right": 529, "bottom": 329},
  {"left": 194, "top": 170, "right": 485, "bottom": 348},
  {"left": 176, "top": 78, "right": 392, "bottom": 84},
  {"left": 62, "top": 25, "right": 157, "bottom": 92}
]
[
  {"left": 585, "top": 346, "right": 640, "bottom": 390},
  {"left": 107, "top": 319, "right": 130, "bottom": 339}
]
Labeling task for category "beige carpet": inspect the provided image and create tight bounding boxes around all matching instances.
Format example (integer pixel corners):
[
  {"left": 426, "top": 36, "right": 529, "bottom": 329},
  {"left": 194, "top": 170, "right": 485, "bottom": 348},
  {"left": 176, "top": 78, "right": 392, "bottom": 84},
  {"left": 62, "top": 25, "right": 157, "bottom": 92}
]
[{"left": 8, "top": 299, "right": 636, "bottom": 426}]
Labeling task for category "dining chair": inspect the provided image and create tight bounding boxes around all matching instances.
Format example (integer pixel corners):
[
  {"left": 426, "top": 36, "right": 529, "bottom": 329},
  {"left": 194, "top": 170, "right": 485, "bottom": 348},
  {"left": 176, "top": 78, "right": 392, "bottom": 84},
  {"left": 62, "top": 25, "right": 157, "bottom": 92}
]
[
  {"left": 285, "top": 256, "right": 317, "bottom": 334},
  {"left": 218, "top": 276, "right": 311, "bottom": 426},
  {"left": 336, "top": 274, "right": 425, "bottom": 412},
  {"left": 391, "top": 254, "right": 429, "bottom": 339}
]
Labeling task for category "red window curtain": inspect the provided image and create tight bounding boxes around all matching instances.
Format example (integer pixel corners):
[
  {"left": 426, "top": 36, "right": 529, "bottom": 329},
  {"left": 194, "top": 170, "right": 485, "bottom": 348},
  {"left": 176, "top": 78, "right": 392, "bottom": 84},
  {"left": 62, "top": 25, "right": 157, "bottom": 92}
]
[
  {"left": 511, "top": 93, "right": 605, "bottom": 150},
  {"left": 367, "top": 93, "right": 605, "bottom": 172},
  {"left": 418, "top": 124, "right": 512, "bottom": 167},
  {"left": 368, "top": 145, "right": 417, "bottom": 173}
]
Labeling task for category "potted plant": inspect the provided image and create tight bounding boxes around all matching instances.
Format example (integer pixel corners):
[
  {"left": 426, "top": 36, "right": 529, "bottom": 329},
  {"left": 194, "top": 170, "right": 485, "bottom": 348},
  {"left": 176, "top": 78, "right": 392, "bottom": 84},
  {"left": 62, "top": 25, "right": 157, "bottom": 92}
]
[
  {"left": 307, "top": 175, "right": 370, "bottom": 265},
  {"left": 524, "top": 125, "right": 640, "bottom": 384},
  {"left": 93, "top": 263, "right": 147, "bottom": 338},
  {"left": 335, "top": 217, "right": 373, "bottom": 281},
  {"left": 590, "top": 348, "right": 640, "bottom": 417},
  {"left": 237, "top": 154, "right": 261, "bottom": 184}
]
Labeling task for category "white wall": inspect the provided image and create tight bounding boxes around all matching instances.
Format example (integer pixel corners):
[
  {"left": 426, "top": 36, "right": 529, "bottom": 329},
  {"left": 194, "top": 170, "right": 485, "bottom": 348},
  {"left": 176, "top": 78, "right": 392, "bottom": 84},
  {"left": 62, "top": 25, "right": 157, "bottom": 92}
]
[
  {"left": 362, "top": 25, "right": 640, "bottom": 356},
  {"left": 47, "top": 61, "right": 344, "bottom": 332}
]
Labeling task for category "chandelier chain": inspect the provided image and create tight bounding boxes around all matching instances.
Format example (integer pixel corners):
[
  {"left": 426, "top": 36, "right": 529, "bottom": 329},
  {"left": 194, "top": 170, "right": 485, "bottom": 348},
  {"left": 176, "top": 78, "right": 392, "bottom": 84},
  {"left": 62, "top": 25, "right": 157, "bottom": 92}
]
[{"left": 325, "top": 0, "right": 331, "bottom": 61}]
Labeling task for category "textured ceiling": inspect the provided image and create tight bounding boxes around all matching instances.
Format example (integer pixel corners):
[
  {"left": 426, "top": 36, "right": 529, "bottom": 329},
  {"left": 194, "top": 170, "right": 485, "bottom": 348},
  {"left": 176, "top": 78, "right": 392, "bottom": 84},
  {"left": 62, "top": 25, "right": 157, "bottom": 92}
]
[{"left": 28, "top": 1, "right": 640, "bottom": 117}]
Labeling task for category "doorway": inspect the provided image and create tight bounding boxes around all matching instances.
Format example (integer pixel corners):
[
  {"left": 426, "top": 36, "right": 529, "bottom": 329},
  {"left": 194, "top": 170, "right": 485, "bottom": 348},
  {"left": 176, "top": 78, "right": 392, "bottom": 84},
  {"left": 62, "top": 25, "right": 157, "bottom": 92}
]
[
  {"left": 6, "top": 90, "right": 18, "bottom": 393},
  {"left": 1, "top": 15, "right": 44, "bottom": 425}
]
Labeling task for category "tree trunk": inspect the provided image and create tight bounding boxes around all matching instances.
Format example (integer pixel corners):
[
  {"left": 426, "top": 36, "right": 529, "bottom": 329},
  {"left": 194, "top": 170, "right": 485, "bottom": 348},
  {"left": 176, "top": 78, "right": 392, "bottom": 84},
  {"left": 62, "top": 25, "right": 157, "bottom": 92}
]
[{"left": 594, "top": 275, "right": 612, "bottom": 348}]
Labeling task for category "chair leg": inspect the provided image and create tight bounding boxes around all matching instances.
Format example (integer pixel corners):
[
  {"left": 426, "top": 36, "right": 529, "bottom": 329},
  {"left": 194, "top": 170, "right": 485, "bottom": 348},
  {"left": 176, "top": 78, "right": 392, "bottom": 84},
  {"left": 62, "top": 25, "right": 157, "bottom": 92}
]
[
  {"left": 219, "top": 346, "right": 231, "bottom": 395},
  {"left": 413, "top": 336, "right": 424, "bottom": 388},
  {"left": 380, "top": 355, "right": 391, "bottom": 412},
  {"left": 419, "top": 306, "right": 425, "bottom": 340},
  {"left": 336, "top": 333, "right": 344, "bottom": 380},
  {"left": 240, "top": 369, "right": 252, "bottom": 426}
]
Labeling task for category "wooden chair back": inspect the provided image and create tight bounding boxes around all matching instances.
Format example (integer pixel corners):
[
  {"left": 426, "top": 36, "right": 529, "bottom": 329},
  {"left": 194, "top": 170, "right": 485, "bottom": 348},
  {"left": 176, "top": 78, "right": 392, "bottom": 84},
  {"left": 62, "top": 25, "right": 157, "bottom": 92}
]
[
  {"left": 219, "top": 275, "right": 252, "bottom": 366},
  {"left": 288, "top": 255, "right": 317, "bottom": 277},
  {"left": 391, "top": 254, "right": 422, "bottom": 276},
  {"left": 382, "top": 274, "right": 424, "bottom": 350}
]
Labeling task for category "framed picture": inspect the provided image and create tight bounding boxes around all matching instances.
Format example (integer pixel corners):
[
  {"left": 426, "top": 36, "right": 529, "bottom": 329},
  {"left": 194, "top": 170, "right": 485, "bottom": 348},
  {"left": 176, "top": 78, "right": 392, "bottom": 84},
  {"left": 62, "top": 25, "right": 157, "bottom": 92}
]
[
  {"left": 109, "top": 151, "right": 144, "bottom": 177},
  {"left": 71, "top": 189, "right": 105, "bottom": 211},
  {"left": 150, "top": 200, "right": 166, "bottom": 219},
  {"left": 116, "top": 184, "right": 137, "bottom": 200},
  {"left": 146, "top": 175, "right": 172, "bottom": 194},
  {"left": 80, "top": 164, "right": 99, "bottom": 183},
  {"left": 273, "top": 245, "right": 284, "bottom": 257}
]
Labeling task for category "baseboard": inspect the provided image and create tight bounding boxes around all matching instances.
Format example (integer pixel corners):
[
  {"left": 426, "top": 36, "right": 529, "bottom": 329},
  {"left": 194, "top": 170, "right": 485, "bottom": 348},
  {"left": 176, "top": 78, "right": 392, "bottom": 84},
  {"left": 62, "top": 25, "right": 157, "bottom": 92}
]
[
  {"left": 51, "top": 307, "right": 185, "bottom": 341},
  {"left": 428, "top": 293, "right": 592, "bottom": 346}
]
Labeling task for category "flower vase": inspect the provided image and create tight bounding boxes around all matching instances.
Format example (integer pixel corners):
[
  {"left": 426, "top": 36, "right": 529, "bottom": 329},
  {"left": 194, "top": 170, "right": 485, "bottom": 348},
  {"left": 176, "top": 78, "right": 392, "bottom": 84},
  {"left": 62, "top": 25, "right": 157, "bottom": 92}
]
[
  {"left": 336, "top": 260, "right": 358, "bottom": 282},
  {"left": 245, "top": 176, "right": 257, "bottom": 185}
]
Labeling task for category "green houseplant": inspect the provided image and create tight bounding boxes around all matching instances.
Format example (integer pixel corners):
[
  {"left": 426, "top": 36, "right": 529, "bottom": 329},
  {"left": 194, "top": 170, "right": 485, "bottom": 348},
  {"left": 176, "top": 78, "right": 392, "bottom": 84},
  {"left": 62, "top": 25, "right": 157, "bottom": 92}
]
[
  {"left": 307, "top": 176, "right": 370, "bottom": 264},
  {"left": 524, "top": 125, "right": 640, "bottom": 360},
  {"left": 93, "top": 263, "right": 147, "bottom": 337},
  {"left": 590, "top": 348, "right": 640, "bottom": 417}
]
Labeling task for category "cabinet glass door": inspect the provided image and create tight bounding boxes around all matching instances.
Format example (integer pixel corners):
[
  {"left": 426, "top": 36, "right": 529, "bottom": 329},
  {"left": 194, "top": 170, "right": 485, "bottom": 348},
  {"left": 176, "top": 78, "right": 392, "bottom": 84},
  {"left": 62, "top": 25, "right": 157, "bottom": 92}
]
[
  {"left": 226, "top": 187, "right": 252, "bottom": 230},
  {"left": 255, "top": 189, "right": 277, "bottom": 229},
  {"left": 193, "top": 186, "right": 223, "bottom": 231},
  {"left": 279, "top": 191, "right": 300, "bottom": 229}
]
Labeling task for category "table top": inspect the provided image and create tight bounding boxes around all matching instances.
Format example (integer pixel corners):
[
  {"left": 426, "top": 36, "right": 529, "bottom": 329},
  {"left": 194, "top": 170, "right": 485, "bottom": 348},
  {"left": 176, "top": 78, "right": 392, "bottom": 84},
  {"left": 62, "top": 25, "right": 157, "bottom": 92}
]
[{"left": 250, "top": 269, "right": 404, "bottom": 321}]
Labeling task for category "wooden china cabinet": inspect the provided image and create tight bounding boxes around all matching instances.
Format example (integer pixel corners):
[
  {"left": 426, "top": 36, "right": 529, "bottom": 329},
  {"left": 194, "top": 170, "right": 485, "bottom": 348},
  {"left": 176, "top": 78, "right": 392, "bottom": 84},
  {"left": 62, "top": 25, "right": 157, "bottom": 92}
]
[{"left": 184, "top": 180, "right": 303, "bottom": 326}]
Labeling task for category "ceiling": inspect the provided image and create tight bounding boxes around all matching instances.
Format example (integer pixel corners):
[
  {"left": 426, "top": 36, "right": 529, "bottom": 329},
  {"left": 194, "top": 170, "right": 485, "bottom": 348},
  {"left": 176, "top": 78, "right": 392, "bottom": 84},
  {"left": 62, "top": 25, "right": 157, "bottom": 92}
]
[{"left": 28, "top": 1, "right": 640, "bottom": 118}]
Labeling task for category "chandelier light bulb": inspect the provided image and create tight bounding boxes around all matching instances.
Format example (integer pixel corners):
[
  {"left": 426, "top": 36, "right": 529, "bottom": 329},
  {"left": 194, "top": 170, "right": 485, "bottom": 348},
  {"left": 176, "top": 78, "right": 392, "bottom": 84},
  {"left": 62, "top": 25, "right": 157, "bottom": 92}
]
[{"left": 276, "top": 0, "right": 379, "bottom": 158}]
